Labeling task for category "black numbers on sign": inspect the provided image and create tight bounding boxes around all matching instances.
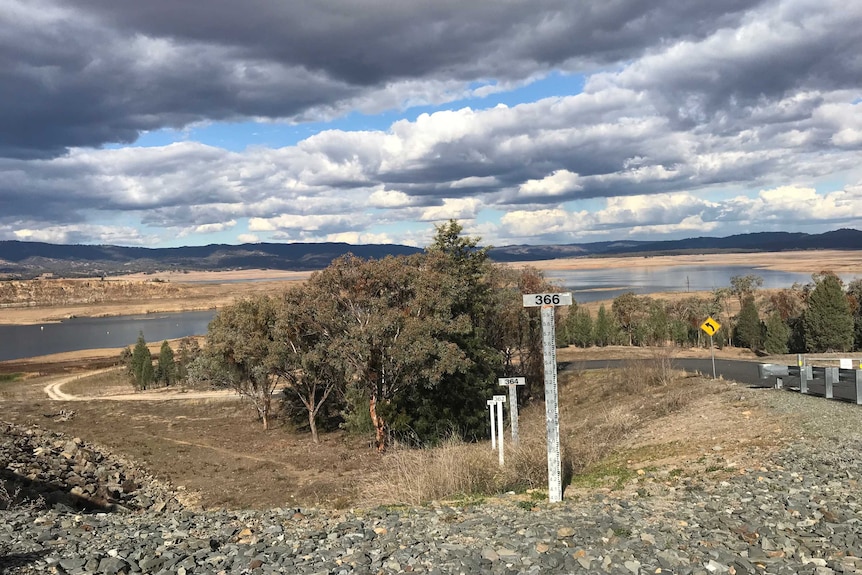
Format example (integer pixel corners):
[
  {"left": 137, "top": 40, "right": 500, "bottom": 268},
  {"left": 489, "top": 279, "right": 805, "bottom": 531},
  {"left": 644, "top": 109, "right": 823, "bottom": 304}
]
[{"left": 534, "top": 294, "right": 561, "bottom": 306}]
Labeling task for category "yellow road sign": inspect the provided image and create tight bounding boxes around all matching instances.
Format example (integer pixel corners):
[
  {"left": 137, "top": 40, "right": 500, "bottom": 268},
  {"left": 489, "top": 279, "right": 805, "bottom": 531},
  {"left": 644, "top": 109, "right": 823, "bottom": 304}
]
[{"left": 700, "top": 316, "right": 721, "bottom": 336}]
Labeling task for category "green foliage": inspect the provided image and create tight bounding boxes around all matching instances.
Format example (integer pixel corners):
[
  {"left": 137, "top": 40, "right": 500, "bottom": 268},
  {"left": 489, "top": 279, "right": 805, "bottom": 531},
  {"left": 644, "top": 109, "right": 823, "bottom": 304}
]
[
  {"left": 491, "top": 265, "right": 557, "bottom": 400},
  {"left": 0, "top": 373, "right": 23, "bottom": 382},
  {"left": 196, "top": 220, "right": 517, "bottom": 445},
  {"left": 643, "top": 300, "right": 670, "bottom": 346},
  {"left": 734, "top": 295, "right": 762, "bottom": 351},
  {"left": 763, "top": 312, "right": 790, "bottom": 354},
  {"left": 140, "top": 355, "right": 154, "bottom": 388},
  {"left": 730, "top": 274, "right": 763, "bottom": 306},
  {"left": 156, "top": 340, "right": 177, "bottom": 386},
  {"left": 176, "top": 336, "right": 201, "bottom": 382},
  {"left": 119, "top": 346, "right": 132, "bottom": 371},
  {"left": 129, "top": 332, "right": 154, "bottom": 390},
  {"left": 848, "top": 279, "right": 862, "bottom": 351},
  {"left": 185, "top": 351, "right": 241, "bottom": 389},
  {"left": 568, "top": 308, "right": 593, "bottom": 348},
  {"left": 787, "top": 317, "right": 807, "bottom": 354},
  {"left": 340, "top": 385, "right": 375, "bottom": 436},
  {"left": 804, "top": 272, "right": 854, "bottom": 352},
  {"left": 206, "top": 295, "right": 282, "bottom": 429},
  {"left": 593, "top": 304, "right": 616, "bottom": 347},
  {"left": 612, "top": 292, "right": 647, "bottom": 346}
]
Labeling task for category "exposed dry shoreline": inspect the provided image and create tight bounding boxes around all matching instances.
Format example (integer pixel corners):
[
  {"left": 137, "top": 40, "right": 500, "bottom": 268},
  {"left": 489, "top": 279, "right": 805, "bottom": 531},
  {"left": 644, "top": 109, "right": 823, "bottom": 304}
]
[
  {"left": 517, "top": 249, "right": 862, "bottom": 273},
  {"left": 0, "top": 249, "right": 855, "bottom": 368},
  {"left": 2, "top": 250, "right": 859, "bottom": 328}
]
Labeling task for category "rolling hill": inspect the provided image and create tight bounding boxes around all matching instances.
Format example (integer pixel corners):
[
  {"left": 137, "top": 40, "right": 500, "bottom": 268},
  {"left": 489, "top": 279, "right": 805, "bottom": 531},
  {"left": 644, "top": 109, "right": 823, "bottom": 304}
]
[{"left": 1, "top": 228, "right": 860, "bottom": 278}]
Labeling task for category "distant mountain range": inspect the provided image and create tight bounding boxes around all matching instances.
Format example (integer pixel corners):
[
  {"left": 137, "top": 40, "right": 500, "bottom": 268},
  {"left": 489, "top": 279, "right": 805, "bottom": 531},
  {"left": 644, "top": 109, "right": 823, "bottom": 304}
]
[{"left": 1, "top": 228, "right": 860, "bottom": 279}]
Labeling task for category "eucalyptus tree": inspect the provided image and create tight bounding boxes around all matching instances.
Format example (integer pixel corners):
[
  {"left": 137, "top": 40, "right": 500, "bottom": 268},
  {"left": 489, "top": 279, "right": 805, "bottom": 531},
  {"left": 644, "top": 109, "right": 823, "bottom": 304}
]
[
  {"left": 176, "top": 336, "right": 201, "bottom": 382},
  {"left": 730, "top": 274, "right": 764, "bottom": 307},
  {"left": 487, "top": 264, "right": 557, "bottom": 400},
  {"left": 310, "top": 253, "right": 471, "bottom": 451},
  {"left": 206, "top": 295, "right": 281, "bottom": 429},
  {"left": 644, "top": 299, "right": 670, "bottom": 346},
  {"left": 612, "top": 292, "right": 648, "bottom": 346},
  {"left": 269, "top": 285, "right": 344, "bottom": 443}
]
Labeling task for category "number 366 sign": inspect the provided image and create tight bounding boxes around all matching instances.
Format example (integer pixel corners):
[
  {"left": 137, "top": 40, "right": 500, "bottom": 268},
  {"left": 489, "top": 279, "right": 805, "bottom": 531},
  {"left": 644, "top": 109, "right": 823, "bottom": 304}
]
[{"left": 522, "top": 292, "right": 573, "bottom": 307}]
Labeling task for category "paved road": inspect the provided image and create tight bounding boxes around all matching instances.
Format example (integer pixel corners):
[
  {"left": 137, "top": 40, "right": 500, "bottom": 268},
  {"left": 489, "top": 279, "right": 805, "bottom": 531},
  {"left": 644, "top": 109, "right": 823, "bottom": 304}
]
[{"left": 560, "top": 358, "right": 764, "bottom": 386}]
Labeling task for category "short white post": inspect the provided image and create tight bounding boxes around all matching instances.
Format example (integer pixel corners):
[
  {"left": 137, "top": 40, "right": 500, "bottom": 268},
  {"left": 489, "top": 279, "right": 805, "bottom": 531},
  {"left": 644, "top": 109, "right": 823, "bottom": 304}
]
[
  {"left": 498, "top": 377, "right": 526, "bottom": 444},
  {"left": 493, "top": 394, "right": 506, "bottom": 466},
  {"left": 825, "top": 367, "right": 838, "bottom": 399},
  {"left": 487, "top": 399, "right": 497, "bottom": 451}
]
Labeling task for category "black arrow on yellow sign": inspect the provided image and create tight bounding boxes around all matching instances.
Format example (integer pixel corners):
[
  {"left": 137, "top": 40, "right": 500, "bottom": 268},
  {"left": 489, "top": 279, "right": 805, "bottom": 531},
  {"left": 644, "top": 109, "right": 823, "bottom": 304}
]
[{"left": 700, "top": 316, "right": 721, "bottom": 336}]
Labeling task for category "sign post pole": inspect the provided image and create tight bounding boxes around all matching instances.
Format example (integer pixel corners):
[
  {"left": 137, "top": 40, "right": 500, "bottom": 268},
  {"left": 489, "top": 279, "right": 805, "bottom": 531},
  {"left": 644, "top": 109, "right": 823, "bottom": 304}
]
[
  {"left": 498, "top": 377, "right": 526, "bottom": 444},
  {"left": 710, "top": 334, "right": 716, "bottom": 379},
  {"left": 487, "top": 399, "right": 496, "bottom": 451},
  {"left": 493, "top": 394, "right": 506, "bottom": 466},
  {"left": 523, "top": 292, "right": 573, "bottom": 503},
  {"left": 700, "top": 316, "right": 722, "bottom": 380}
]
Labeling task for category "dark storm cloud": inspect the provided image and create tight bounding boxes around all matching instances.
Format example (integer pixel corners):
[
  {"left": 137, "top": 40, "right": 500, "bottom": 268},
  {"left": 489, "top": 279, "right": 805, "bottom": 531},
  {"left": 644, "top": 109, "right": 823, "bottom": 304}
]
[{"left": 0, "top": 0, "right": 764, "bottom": 158}]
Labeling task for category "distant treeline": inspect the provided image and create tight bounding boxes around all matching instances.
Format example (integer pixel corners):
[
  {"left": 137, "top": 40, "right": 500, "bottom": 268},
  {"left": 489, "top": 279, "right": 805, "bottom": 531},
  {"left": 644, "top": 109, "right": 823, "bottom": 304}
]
[{"left": 4, "top": 228, "right": 862, "bottom": 277}]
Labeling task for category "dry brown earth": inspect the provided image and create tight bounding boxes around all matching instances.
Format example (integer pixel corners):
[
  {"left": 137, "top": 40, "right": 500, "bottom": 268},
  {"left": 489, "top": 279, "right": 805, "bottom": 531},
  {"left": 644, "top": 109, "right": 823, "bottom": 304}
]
[
  {"left": 0, "top": 249, "right": 858, "bottom": 510},
  {"left": 524, "top": 249, "right": 862, "bottom": 273},
  {"left": 0, "top": 351, "right": 785, "bottom": 510}
]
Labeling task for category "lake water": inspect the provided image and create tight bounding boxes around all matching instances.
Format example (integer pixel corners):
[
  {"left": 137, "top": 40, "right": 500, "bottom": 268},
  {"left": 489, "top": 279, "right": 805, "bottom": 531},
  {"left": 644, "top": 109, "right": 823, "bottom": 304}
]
[
  {"left": 0, "top": 265, "right": 858, "bottom": 362},
  {"left": 547, "top": 265, "right": 854, "bottom": 304},
  {"left": 0, "top": 310, "right": 215, "bottom": 362}
]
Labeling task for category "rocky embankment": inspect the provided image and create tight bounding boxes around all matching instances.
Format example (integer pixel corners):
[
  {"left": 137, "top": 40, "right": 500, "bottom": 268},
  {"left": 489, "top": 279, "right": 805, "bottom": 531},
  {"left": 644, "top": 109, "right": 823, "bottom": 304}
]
[
  {"left": 0, "top": 422, "right": 182, "bottom": 514},
  {"left": 3, "top": 392, "right": 862, "bottom": 575}
]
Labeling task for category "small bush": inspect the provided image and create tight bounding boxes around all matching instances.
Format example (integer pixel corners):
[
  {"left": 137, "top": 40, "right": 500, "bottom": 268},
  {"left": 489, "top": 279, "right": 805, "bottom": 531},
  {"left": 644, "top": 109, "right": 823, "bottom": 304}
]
[
  {"left": 615, "top": 349, "right": 677, "bottom": 393},
  {"left": 0, "top": 477, "right": 44, "bottom": 511},
  {"left": 363, "top": 428, "right": 574, "bottom": 506}
]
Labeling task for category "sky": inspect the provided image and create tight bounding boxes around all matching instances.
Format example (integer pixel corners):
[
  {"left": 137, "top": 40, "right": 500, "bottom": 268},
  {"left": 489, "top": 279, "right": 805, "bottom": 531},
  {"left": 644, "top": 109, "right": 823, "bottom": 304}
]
[{"left": 1, "top": 0, "right": 861, "bottom": 249}]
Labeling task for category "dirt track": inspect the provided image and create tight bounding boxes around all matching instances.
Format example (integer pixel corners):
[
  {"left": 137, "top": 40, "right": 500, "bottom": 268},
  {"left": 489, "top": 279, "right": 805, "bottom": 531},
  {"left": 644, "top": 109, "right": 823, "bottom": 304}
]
[{"left": 41, "top": 368, "right": 238, "bottom": 402}]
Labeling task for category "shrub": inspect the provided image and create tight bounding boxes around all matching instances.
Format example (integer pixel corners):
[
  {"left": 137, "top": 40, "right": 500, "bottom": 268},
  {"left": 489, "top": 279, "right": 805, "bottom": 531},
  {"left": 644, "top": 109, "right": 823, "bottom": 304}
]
[{"left": 363, "top": 427, "right": 574, "bottom": 506}]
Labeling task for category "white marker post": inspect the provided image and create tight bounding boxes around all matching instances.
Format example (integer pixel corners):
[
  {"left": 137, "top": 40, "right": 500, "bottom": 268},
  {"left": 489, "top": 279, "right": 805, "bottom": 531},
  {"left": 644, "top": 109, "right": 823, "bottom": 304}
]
[
  {"left": 493, "top": 394, "right": 506, "bottom": 466},
  {"left": 498, "top": 377, "right": 526, "bottom": 444},
  {"left": 523, "top": 292, "right": 572, "bottom": 503},
  {"left": 487, "top": 399, "right": 497, "bottom": 451}
]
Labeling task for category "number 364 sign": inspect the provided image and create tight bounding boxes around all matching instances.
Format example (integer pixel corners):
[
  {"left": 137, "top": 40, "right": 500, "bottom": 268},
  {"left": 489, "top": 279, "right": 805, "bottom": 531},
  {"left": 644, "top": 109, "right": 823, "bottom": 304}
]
[{"left": 522, "top": 292, "right": 573, "bottom": 307}]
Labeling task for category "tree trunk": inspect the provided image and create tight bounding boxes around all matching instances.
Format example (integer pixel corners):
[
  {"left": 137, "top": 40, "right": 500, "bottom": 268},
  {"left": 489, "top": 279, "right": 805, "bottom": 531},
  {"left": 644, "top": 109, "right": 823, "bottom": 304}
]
[
  {"left": 260, "top": 398, "right": 270, "bottom": 430},
  {"left": 369, "top": 394, "right": 386, "bottom": 453},
  {"left": 308, "top": 408, "right": 319, "bottom": 443}
]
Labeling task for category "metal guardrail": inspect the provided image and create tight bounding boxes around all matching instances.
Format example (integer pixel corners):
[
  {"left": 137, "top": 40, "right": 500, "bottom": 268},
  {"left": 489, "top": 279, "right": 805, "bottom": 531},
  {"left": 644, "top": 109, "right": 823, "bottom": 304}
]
[{"left": 758, "top": 363, "right": 862, "bottom": 405}]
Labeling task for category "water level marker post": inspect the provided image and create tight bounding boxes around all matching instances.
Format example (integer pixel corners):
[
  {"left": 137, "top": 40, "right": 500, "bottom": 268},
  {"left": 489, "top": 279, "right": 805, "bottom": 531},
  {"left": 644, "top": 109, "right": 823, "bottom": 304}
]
[
  {"left": 487, "top": 399, "right": 497, "bottom": 451},
  {"left": 523, "top": 292, "right": 573, "bottom": 503},
  {"left": 493, "top": 394, "right": 507, "bottom": 466},
  {"left": 498, "top": 377, "right": 525, "bottom": 444}
]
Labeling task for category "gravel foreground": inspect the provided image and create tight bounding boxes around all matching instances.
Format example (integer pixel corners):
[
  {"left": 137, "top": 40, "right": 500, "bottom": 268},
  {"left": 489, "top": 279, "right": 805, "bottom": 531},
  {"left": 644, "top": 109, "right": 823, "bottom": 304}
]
[{"left": 3, "top": 390, "right": 862, "bottom": 575}]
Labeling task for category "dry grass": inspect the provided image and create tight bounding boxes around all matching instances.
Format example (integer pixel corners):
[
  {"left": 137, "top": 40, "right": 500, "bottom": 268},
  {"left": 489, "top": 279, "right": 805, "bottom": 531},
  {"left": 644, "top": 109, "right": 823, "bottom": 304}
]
[
  {"left": 613, "top": 348, "right": 678, "bottom": 392},
  {"left": 363, "top": 352, "right": 709, "bottom": 505},
  {"left": 362, "top": 429, "right": 574, "bottom": 506},
  {"left": 4, "top": 349, "right": 767, "bottom": 509},
  {"left": 61, "top": 369, "right": 129, "bottom": 396}
]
